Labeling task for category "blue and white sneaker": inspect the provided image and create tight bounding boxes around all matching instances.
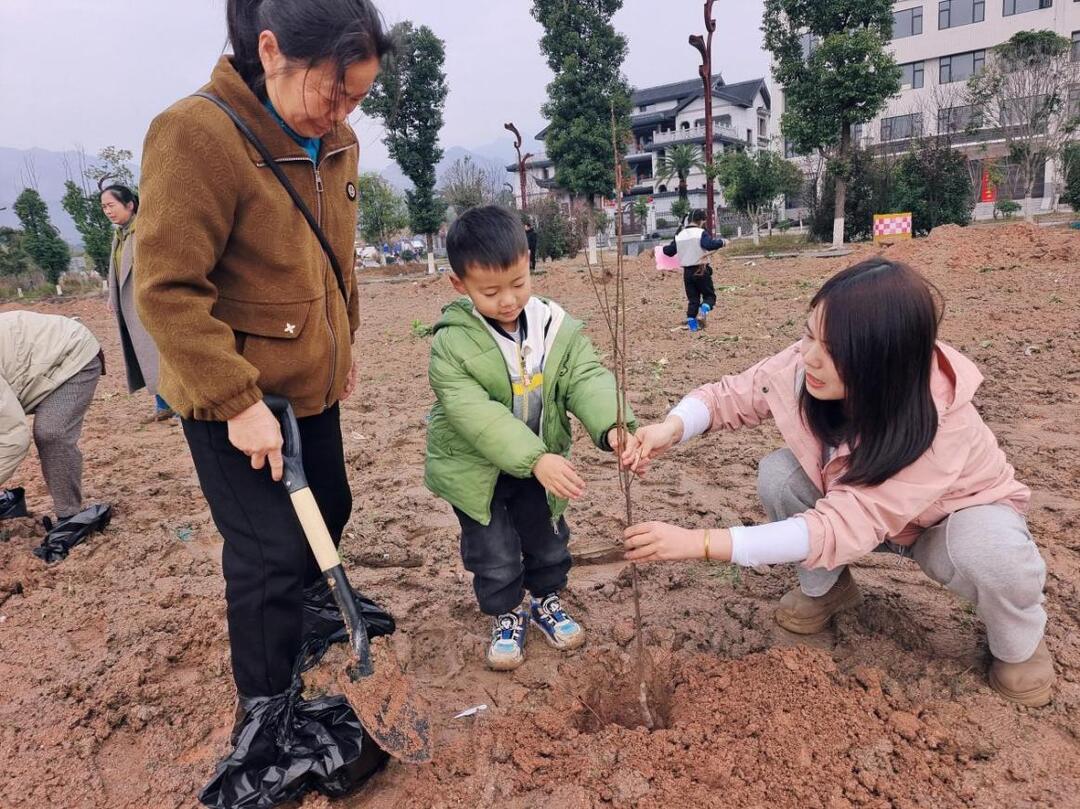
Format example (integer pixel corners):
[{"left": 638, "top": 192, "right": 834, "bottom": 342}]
[
  {"left": 486, "top": 609, "right": 528, "bottom": 671},
  {"left": 698, "top": 302, "right": 711, "bottom": 328},
  {"left": 530, "top": 594, "right": 585, "bottom": 651},
  {"left": 687, "top": 317, "right": 699, "bottom": 332}
]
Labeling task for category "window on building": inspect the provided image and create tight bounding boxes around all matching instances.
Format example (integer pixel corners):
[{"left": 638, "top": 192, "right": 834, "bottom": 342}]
[
  {"left": 900, "top": 61, "right": 925, "bottom": 89},
  {"left": 758, "top": 117, "right": 768, "bottom": 137},
  {"left": 893, "top": 6, "right": 924, "bottom": 38},
  {"left": 1003, "top": 0, "right": 1051, "bottom": 14},
  {"left": 799, "top": 32, "right": 818, "bottom": 61},
  {"left": 938, "top": 104, "right": 982, "bottom": 133},
  {"left": 681, "top": 121, "right": 691, "bottom": 130},
  {"left": 881, "top": 113, "right": 923, "bottom": 141},
  {"left": 717, "top": 114, "right": 732, "bottom": 127},
  {"left": 939, "top": 0, "right": 985, "bottom": 28},
  {"left": 784, "top": 140, "right": 799, "bottom": 158},
  {"left": 747, "top": 128, "right": 753, "bottom": 144},
  {"left": 939, "top": 50, "right": 985, "bottom": 83},
  {"left": 1072, "top": 30, "right": 1079, "bottom": 62}
]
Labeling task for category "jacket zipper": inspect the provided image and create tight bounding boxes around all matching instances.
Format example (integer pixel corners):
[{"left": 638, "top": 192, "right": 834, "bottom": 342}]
[
  {"left": 516, "top": 342, "right": 531, "bottom": 426},
  {"left": 258, "top": 147, "right": 354, "bottom": 410}
]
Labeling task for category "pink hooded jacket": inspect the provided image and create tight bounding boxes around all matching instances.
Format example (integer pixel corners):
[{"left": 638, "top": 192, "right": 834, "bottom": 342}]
[{"left": 688, "top": 341, "right": 1030, "bottom": 569}]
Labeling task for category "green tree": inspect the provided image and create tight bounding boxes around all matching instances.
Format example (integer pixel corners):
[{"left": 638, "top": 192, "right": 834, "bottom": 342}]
[
  {"left": 763, "top": 0, "right": 901, "bottom": 245},
  {"left": 715, "top": 150, "right": 803, "bottom": 245},
  {"left": 656, "top": 144, "right": 706, "bottom": 201},
  {"left": 532, "top": 196, "right": 577, "bottom": 261},
  {"left": 0, "top": 226, "right": 34, "bottom": 277},
  {"left": 891, "top": 140, "right": 973, "bottom": 234},
  {"left": 810, "top": 147, "right": 892, "bottom": 242},
  {"left": 362, "top": 22, "right": 448, "bottom": 271},
  {"left": 966, "top": 31, "right": 1080, "bottom": 220},
  {"left": 61, "top": 146, "right": 135, "bottom": 275},
  {"left": 356, "top": 173, "right": 408, "bottom": 258},
  {"left": 1061, "top": 143, "right": 1080, "bottom": 212},
  {"left": 13, "top": 188, "right": 70, "bottom": 284},
  {"left": 669, "top": 197, "right": 692, "bottom": 226},
  {"left": 532, "top": 0, "right": 632, "bottom": 249}
]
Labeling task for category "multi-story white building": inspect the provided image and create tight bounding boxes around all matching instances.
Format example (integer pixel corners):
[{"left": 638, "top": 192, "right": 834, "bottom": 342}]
[
  {"left": 772, "top": 0, "right": 1080, "bottom": 217},
  {"left": 508, "top": 74, "right": 773, "bottom": 226}
]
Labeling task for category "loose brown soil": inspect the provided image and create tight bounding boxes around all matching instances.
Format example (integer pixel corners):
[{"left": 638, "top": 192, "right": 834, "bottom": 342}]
[{"left": 1, "top": 222, "right": 1078, "bottom": 808}]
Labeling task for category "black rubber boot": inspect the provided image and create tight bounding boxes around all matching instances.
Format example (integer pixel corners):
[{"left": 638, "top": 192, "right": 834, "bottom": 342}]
[{"left": 0, "top": 488, "right": 28, "bottom": 520}]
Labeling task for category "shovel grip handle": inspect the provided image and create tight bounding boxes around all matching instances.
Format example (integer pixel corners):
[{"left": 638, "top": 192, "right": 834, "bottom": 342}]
[{"left": 263, "top": 395, "right": 307, "bottom": 494}]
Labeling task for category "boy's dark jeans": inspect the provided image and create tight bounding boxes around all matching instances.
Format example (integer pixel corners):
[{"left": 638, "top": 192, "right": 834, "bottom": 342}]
[
  {"left": 454, "top": 474, "right": 571, "bottom": 615},
  {"left": 684, "top": 264, "right": 717, "bottom": 318}
]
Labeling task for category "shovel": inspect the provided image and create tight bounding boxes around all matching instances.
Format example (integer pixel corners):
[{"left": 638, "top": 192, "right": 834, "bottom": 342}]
[{"left": 264, "top": 395, "right": 432, "bottom": 764}]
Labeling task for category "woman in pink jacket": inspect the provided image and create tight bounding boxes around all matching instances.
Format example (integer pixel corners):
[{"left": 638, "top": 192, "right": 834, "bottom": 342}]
[{"left": 622, "top": 258, "right": 1053, "bottom": 706}]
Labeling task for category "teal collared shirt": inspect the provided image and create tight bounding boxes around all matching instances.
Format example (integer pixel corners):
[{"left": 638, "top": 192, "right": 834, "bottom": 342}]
[{"left": 263, "top": 99, "right": 321, "bottom": 163}]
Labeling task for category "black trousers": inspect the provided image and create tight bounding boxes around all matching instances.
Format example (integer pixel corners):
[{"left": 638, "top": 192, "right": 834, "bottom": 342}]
[
  {"left": 684, "top": 264, "right": 717, "bottom": 318},
  {"left": 453, "top": 474, "right": 571, "bottom": 615},
  {"left": 182, "top": 405, "right": 351, "bottom": 697}
]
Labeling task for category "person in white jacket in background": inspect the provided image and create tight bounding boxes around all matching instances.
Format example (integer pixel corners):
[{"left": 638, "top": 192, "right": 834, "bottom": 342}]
[{"left": 0, "top": 310, "right": 110, "bottom": 560}]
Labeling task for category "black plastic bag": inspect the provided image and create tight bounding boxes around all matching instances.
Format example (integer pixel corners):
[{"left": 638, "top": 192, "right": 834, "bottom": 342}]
[
  {"left": 199, "top": 673, "right": 388, "bottom": 809},
  {"left": 301, "top": 578, "right": 395, "bottom": 671},
  {"left": 0, "top": 487, "right": 28, "bottom": 520},
  {"left": 32, "top": 503, "right": 111, "bottom": 563}
]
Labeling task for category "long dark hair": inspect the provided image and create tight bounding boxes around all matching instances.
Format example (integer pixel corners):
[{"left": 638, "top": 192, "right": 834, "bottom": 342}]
[
  {"left": 101, "top": 184, "right": 139, "bottom": 214},
  {"left": 799, "top": 258, "right": 943, "bottom": 487},
  {"left": 227, "top": 0, "right": 393, "bottom": 98}
]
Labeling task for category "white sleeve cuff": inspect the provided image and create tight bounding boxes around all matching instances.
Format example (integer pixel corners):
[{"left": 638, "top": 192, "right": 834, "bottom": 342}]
[
  {"left": 669, "top": 396, "right": 711, "bottom": 444},
  {"left": 729, "top": 517, "right": 810, "bottom": 567}
]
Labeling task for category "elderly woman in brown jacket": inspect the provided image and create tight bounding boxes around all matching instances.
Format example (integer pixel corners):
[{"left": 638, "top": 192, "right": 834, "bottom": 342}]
[{"left": 135, "top": 0, "right": 391, "bottom": 740}]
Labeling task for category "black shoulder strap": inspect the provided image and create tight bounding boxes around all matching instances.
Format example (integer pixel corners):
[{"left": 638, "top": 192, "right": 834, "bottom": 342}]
[{"left": 192, "top": 92, "right": 348, "bottom": 303}]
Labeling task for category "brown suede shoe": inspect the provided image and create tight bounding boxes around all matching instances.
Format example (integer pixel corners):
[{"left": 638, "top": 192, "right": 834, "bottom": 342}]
[
  {"left": 989, "top": 638, "right": 1055, "bottom": 707},
  {"left": 775, "top": 567, "right": 863, "bottom": 634}
]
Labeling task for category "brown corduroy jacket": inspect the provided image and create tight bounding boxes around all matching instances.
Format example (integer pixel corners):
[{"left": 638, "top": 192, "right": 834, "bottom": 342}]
[{"left": 136, "top": 57, "right": 360, "bottom": 421}]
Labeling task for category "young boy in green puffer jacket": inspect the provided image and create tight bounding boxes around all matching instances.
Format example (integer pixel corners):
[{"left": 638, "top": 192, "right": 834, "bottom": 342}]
[{"left": 425, "top": 206, "right": 640, "bottom": 671}]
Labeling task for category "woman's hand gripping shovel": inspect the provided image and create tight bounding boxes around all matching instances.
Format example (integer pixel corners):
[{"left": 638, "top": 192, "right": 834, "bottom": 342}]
[{"left": 264, "top": 396, "right": 433, "bottom": 765}]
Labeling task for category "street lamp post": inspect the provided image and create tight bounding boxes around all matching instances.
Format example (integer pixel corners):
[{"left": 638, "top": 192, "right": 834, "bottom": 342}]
[
  {"left": 689, "top": 0, "right": 718, "bottom": 233},
  {"left": 504, "top": 122, "right": 534, "bottom": 215}
]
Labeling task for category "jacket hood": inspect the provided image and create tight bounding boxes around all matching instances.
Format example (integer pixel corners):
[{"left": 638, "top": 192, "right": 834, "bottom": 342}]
[
  {"left": 931, "top": 342, "right": 983, "bottom": 414},
  {"left": 433, "top": 297, "right": 578, "bottom": 337}
]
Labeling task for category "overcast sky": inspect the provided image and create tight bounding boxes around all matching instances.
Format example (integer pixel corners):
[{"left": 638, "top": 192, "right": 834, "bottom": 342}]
[{"left": 0, "top": 0, "right": 769, "bottom": 170}]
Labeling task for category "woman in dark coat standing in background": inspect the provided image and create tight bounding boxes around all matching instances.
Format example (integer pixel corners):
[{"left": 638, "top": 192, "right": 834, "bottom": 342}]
[{"left": 101, "top": 184, "right": 171, "bottom": 421}]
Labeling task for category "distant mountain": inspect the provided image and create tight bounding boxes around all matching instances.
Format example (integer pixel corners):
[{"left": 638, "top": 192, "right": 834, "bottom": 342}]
[
  {"left": 374, "top": 140, "right": 523, "bottom": 192},
  {"left": 0, "top": 147, "right": 139, "bottom": 246},
  {"left": 1, "top": 137, "right": 534, "bottom": 245}
]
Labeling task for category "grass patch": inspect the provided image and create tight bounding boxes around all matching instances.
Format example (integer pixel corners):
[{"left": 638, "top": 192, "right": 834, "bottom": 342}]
[{"left": 721, "top": 234, "right": 812, "bottom": 257}]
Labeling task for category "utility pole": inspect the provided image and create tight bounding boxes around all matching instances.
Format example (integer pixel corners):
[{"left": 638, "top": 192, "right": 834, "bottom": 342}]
[
  {"left": 504, "top": 122, "right": 534, "bottom": 215},
  {"left": 689, "top": 0, "right": 717, "bottom": 233}
]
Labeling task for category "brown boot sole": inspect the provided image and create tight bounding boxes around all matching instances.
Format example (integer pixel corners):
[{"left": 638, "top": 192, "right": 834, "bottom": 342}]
[
  {"left": 774, "top": 586, "right": 863, "bottom": 635},
  {"left": 988, "top": 668, "right": 1054, "bottom": 708}
]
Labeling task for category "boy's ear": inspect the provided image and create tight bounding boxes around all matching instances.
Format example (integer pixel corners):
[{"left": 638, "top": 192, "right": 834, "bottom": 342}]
[{"left": 448, "top": 272, "right": 467, "bottom": 295}]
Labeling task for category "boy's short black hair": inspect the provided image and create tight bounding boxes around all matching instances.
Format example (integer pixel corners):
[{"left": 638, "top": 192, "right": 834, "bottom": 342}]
[
  {"left": 446, "top": 205, "right": 529, "bottom": 277},
  {"left": 690, "top": 209, "right": 707, "bottom": 224}
]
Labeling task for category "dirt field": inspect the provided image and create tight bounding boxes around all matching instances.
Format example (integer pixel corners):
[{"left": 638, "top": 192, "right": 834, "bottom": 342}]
[{"left": 1, "top": 222, "right": 1078, "bottom": 809}]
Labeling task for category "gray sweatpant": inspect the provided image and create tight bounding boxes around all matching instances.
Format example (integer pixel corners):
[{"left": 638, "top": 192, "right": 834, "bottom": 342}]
[
  {"left": 758, "top": 448, "right": 1047, "bottom": 663},
  {"left": 31, "top": 354, "right": 101, "bottom": 518}
]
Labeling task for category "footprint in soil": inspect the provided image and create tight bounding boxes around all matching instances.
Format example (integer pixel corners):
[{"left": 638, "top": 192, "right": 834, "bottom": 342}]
[{"left": 400, "top": 627, "right": 464, "bottom": 682}]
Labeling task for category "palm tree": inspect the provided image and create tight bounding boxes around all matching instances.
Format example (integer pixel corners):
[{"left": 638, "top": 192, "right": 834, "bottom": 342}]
[{"left": 656, "top": 144, "right": 706, "bottom": 201}]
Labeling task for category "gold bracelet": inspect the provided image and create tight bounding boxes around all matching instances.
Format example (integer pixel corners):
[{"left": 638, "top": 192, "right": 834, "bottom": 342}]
[{"left": 703, "top": 529, "right": 711, "bottom": 563}]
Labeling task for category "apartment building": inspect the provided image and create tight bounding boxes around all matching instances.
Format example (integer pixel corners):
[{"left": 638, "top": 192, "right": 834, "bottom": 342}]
[
  {"left": 508, "top": 74, "right": 773, "bottom": 222},
  {"left": 773, "top": 0, "right": 1080, "bottom": 217}
]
